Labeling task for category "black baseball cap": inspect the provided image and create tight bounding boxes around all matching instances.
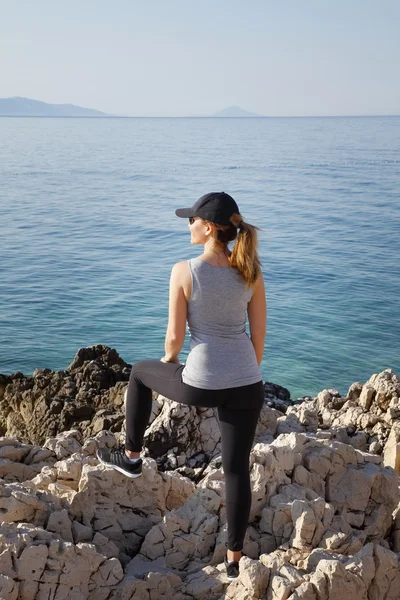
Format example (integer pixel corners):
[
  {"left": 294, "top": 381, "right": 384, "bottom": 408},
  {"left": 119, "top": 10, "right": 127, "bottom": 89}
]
[{"left": 175, "top": 192, "right": 239, "bottom": 225}]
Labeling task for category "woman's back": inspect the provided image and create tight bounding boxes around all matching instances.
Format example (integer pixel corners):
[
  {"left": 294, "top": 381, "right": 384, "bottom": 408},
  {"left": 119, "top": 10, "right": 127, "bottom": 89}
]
[{"left": 182, "top": 258, "right": 262, "bottom": 389}]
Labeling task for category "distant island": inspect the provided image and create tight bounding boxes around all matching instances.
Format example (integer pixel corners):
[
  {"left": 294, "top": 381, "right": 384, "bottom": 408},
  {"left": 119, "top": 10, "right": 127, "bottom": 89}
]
[
  {"left": 0, "top": 97, "right": 109, "bottom": 117},
  {"left": 212, "top": 106, "right": 262, "bottom": 117},
  {"left": 0, "top": 97, "right": 263, "bottom": 118},
  {"left": 1, "top": 99, "right": 398, "bottom": 118}
]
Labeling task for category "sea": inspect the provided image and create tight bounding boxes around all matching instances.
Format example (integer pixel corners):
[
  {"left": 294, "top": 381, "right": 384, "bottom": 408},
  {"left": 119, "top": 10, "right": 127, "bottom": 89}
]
[{"left": 1, "top": 116, "right": 399, "bottom": 400}]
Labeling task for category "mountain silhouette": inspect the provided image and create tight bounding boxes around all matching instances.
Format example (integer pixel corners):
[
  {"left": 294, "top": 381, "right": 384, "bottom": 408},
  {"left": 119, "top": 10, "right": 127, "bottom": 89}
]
[
  {"left": 212, "top": 106, "right": 262, "bottom": 117},
  {"left": 0, "top": 97, "right": 108, "bottom": 117}
]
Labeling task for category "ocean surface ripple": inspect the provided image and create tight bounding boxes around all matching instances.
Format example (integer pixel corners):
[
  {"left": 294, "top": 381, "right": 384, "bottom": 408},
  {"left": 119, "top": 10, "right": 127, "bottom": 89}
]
[{"left": 1, "top": 116, "right": 399, "bottom": 399}]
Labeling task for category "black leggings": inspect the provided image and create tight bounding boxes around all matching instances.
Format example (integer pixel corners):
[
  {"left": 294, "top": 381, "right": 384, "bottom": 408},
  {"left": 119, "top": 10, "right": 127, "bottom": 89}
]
[{"left": 125, "top": 360, "right": 264, "bottom": 552}]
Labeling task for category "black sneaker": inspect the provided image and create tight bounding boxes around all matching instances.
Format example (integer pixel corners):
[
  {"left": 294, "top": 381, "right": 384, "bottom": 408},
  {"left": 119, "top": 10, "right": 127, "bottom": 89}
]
[
  {"left": 224, "top": 554, "right": 240, "bottom": 579},
  {"left": 96, "top": 446, "right": 143, "bottom": 479}
]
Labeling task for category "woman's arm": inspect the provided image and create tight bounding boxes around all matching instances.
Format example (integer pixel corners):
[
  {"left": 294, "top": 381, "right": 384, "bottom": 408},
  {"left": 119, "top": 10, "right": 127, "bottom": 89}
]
[
  {"left": 247, "top": 273, "right": 267, "bottom": 366},
  {"left": 163, "top": 262, "right": 188, "bottom": 362}
]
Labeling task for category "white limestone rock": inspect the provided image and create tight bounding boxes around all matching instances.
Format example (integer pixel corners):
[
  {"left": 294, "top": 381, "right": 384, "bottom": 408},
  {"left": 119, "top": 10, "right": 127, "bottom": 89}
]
[
  {"left": 144, "top": 398, "right": 222, "bottom": 468},
  {"left": 184, "top": 564, "right": 226, "bottom": 599},
  {"left": 0, "top": 367, "right": 399, "bottom": 599},
  {"left": 44, "top": 430, "right": 83, "bottom": 459},
  {"left": 46, "top": 508, "right": 74, "bottom": 543},
  {"left": 0, "top": 522, "right": 124, "bottom": 599},
  {"left": 140, "top": 487, "right": 221, "bottom": 571},
  {"left": 383, "top": 422, "right": 400, "bottom": 474},
  {"left": 368, "top": 543, "right": 400, "bottom": 600}
]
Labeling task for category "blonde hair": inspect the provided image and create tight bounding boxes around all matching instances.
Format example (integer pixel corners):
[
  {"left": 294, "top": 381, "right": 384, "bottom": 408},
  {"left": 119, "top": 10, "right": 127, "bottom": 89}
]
[{"left": 202, "top": 213, "right": 262, "bottom": 288}]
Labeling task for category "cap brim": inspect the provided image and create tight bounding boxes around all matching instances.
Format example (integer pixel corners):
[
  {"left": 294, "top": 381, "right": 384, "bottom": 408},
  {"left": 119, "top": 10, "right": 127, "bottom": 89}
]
[{"left": 175, "top": 207, "right": 195, "bottom": 218}]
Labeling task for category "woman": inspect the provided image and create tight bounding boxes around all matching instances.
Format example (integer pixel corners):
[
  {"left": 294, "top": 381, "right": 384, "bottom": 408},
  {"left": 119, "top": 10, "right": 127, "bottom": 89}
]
[{"left": 97, "top": 192, "right": 267, "bottom": 579}]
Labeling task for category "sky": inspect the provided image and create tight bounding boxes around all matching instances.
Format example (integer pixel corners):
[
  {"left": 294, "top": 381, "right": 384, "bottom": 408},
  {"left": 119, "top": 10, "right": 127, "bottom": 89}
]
[{"left": 1, "top": 0, "right": 399, "bottom": 117}]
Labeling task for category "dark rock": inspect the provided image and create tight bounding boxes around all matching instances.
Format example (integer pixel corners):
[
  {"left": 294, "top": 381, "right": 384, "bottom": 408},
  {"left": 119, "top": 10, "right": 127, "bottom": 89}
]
[
  {"left": 0, "top": 345, "right": 131, "bottom": 445},
  {"left": 49, "top": 400, "right": 63, "bottom": 415},
  {"left": 262, "top": 381, "right": 308, "bottom": 413},
  {"left": 67, "top": 345, "right": 129, "bottom": 371},
  {"left": 264, "top": 381, "right": 291, "bottom": 402}
]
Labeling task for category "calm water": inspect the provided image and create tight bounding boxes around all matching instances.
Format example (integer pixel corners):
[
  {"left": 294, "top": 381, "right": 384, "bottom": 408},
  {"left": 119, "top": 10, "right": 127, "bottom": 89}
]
[{"left": 1, "top": 116, "right": 399, "bottom": 400}]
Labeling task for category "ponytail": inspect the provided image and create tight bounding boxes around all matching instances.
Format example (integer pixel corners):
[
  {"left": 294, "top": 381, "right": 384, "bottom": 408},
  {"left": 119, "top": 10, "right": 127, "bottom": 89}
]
[
  {"left": 202, "top": 212, "right": 262, "bottom": 288},
  {"left": 229, "top": 214, "right": 262, "bottom": 288}
]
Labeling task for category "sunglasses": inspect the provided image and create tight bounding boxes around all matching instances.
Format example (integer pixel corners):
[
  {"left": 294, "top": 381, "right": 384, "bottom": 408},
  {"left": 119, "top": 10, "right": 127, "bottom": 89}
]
[{"left": 188, "top": 217, "right": 197, "bottom": 225}]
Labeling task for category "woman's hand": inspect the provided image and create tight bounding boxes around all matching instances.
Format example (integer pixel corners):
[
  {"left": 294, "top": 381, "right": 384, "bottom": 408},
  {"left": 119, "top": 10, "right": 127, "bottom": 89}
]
[{"left": 160, "top": 356, "right": 181, "bottom": 364}]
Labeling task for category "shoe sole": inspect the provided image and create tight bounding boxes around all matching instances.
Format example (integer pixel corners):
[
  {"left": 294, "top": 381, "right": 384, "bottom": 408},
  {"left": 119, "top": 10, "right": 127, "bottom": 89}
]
[{"left": 96, "top": 454, "right": 143, "bottom": 479}]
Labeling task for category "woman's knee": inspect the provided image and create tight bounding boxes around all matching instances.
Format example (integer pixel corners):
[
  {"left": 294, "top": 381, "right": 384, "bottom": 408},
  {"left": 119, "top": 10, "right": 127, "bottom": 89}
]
[
  {"left": 131, "top": 360, "right": 145, "bottom": 371},
  {"left": 128, "top": 362, "right": 143, "bottom": 388},
  {"left": 222, "top": 455, "right": 250, "bottom": 478},
  {"left": 130, "top": 360, "right": 150, "bottom": 380}
]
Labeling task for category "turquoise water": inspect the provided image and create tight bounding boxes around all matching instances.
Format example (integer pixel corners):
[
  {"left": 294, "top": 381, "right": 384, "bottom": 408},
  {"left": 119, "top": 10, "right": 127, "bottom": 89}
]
[{"left": 1, "top": 116, "right": 399, "bottom": 400}]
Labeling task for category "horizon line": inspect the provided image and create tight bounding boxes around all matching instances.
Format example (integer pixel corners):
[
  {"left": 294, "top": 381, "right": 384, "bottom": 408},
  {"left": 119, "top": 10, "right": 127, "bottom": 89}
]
[{"left": 1, "top": 114, "right": 399, "bottom": 119}]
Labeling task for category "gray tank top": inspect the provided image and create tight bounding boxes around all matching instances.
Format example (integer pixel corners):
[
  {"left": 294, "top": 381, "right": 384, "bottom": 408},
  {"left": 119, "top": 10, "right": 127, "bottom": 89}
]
[{"left": 181, "top": 258, "right": 263, "bottom": 389}]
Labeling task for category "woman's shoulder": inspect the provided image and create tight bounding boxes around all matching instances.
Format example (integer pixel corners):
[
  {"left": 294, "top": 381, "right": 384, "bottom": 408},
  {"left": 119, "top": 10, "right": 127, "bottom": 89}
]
[
  {"left": 172, "top": 257, "right": 201, "bottom": 269},
  {"left": 171, "top": 260, "right": 191, "bottom": 275},
  {"left": 170, "top": 261, "right": 192, "bottom": 302}
]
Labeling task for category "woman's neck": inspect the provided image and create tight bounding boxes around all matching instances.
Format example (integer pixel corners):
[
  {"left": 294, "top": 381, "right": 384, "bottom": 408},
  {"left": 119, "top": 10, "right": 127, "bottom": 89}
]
[
  {"left": 203, "top": 241, "right": 229, "bottom": 256},
  {"left": 201, "top": 244, "right": 231, "bottom": 265}
]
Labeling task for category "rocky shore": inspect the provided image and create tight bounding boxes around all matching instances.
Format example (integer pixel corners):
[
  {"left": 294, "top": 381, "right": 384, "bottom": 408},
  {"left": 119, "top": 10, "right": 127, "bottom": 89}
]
[{"left": 0, "top": 345, "right": 399, "bottom": 599}]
